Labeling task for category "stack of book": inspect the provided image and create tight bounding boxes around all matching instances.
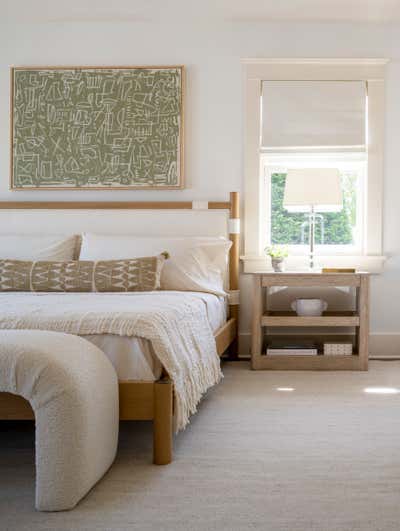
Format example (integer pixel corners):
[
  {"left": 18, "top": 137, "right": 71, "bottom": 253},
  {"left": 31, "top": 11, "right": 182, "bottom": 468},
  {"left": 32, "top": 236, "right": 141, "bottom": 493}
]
[{"left": 266, "top": 343, "right": 318, "bottom": 356}]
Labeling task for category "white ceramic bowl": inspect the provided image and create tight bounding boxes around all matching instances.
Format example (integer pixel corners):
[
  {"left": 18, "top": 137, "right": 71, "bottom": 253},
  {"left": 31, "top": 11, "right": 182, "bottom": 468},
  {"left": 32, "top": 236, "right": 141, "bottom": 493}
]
[{"left": 291, "top": 298, "right": 328, "bottom": 317}]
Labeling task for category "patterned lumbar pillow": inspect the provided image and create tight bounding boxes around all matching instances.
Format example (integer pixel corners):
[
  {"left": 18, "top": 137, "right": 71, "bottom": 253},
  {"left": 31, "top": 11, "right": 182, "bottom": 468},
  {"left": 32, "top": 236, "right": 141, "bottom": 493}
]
[{"left": 0, "top": 255, "right": 167, "bottom": 292}]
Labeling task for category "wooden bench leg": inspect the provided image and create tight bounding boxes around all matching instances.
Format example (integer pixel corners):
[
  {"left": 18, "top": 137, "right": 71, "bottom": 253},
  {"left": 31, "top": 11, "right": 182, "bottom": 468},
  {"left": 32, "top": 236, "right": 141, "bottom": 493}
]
[{"left": 153, "top": 379, "right": 173, "bottom": 465}]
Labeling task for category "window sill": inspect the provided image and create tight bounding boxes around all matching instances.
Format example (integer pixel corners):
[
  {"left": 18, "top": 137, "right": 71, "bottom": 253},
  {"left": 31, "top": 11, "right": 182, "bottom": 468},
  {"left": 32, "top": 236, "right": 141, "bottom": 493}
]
[{"left": 241, "top": 254, "right": 387, "bottom": 274}]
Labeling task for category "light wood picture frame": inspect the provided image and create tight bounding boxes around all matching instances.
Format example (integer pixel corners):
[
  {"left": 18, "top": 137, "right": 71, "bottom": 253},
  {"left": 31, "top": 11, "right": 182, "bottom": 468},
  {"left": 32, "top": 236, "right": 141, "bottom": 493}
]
[{"left": 10, "top": 65, "right": 184, "bottom": 190}]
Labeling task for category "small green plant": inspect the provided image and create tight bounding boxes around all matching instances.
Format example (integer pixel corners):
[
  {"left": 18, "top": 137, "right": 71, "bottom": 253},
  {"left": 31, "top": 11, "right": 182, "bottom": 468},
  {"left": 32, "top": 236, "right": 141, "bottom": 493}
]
[{"left": 264, "top": 245, "right": 289, "bottom": 259}]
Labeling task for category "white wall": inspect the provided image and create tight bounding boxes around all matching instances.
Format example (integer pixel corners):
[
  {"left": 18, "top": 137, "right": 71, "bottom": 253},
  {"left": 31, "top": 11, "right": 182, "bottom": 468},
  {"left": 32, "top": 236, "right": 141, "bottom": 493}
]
[{"left": 1, "top": 16, "right": 400, "bottom": 350}]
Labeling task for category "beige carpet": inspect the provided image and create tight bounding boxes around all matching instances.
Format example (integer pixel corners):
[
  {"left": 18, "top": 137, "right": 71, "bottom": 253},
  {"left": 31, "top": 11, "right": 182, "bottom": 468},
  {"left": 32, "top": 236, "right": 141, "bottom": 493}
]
[{"left": 2, "top": 361, "right": 400, "bottom": 531}]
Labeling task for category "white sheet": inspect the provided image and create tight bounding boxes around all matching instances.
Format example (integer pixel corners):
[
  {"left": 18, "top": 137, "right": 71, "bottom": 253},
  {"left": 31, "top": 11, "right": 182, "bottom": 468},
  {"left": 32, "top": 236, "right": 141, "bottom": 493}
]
[{"left": 84, "top": 291, "right": 226, "bottom": 381}]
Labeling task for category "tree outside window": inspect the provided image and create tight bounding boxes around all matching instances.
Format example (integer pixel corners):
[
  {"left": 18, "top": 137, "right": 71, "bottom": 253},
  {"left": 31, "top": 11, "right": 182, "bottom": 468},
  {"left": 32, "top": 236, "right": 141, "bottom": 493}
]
[{"left": 270, "top": 172, "right": 358, "bottom": 246}]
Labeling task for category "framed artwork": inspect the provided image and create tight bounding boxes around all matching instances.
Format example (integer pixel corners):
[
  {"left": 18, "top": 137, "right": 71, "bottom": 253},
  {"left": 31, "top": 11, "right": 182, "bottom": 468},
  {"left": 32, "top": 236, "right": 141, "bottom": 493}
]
[{"left": 10, "top": 66, "right": 184, "bottom": 190}]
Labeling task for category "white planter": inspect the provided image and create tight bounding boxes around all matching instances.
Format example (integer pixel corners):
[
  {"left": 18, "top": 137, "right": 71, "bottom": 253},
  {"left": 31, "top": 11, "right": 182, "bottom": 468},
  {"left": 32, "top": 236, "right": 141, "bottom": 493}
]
[{"left": 271, "top": 257, "right": 285, "bottom": 272}]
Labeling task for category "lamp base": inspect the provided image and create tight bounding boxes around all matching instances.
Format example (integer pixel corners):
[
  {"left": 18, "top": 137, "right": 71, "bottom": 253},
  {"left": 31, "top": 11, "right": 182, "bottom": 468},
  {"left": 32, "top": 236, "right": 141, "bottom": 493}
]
[{"left": 308, "top": 208, "right": 316, "bottom": 271}]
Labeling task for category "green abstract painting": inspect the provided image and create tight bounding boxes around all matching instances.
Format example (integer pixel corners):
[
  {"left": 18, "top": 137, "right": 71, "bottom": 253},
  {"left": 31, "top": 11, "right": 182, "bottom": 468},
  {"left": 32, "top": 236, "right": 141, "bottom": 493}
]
[{"left": 11, "top": 66, "right": 184, "bottom": 189}]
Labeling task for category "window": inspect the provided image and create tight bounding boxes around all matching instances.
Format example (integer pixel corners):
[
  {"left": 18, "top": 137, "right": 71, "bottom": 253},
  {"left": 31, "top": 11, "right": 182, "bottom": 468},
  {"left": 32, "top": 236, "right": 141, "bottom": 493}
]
[
  {"left": 262, "top": 153, "right": 366, "bottom": 255},
  {"left": 242, "top": 59, "right": 387, "bottom": 273}
]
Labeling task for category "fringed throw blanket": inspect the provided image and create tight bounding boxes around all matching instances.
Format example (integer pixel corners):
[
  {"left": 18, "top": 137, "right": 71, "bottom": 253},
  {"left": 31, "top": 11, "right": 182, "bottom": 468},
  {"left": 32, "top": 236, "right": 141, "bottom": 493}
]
[{"left": 0, "top": 291, "right": 223, "bottom": 431}]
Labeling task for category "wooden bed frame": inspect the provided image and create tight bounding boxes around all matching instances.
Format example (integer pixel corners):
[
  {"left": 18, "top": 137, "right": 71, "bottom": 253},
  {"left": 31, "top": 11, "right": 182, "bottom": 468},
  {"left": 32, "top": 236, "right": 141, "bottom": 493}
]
[{"left": 0, "top": 192, "right": 240, "bottom": 465}]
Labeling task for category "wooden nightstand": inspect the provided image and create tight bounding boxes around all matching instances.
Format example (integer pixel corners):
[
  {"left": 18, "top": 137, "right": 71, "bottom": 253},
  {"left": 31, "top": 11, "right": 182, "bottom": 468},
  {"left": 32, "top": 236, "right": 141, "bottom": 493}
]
[{"left": 251, "top": 272, "right": 370, "bottom": 371}]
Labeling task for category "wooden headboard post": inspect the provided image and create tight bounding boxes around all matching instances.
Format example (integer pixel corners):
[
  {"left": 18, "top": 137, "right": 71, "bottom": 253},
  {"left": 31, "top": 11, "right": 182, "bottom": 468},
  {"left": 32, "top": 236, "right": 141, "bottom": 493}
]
[{"left": 228, "top": 192, "right": 240, "bottom": 358}]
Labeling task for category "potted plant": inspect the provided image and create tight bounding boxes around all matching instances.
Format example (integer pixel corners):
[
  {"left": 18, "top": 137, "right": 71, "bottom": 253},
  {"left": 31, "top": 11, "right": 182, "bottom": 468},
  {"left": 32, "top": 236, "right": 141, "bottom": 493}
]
[{"left": 265, "top": 245, "right": 289, "bottom": 272}]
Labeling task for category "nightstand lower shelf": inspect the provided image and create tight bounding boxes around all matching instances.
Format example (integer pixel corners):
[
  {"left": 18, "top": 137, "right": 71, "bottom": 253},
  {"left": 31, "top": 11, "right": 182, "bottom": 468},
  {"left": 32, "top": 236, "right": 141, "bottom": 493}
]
[{"left": 252, "top": 354, "right": 363, "bottom": 371}]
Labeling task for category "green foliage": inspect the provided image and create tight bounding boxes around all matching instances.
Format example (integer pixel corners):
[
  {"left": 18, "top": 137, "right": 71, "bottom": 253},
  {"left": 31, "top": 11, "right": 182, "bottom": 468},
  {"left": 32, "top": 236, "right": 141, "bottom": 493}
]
[{"left": 270, "top": 173, "right": 354, "bottom": 246}]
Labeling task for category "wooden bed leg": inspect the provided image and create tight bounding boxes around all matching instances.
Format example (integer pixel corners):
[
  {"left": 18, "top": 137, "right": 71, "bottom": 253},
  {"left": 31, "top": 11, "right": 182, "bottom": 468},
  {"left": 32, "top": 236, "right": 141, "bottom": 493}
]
[
  {"left": 153, "top": 379, "right": 173, "bottom": 465},
  {"left": 227, "top": 306, "right": 239, "bottom": 358}
]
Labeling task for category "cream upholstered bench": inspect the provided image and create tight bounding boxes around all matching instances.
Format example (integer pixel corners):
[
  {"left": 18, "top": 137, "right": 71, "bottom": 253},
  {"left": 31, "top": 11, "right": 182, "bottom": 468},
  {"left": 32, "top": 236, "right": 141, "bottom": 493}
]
[{"left": 0, "top": 330, "right": 119, "bottom": 511}]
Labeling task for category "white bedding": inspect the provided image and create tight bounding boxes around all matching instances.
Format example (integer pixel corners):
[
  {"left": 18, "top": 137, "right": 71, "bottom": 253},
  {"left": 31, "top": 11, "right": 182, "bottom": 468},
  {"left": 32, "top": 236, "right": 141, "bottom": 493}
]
[
  {"left": 0, "top": 290, "right": 224, "bottom": 430},
  {"left": 83, "top": 291, "right": 226, "bottom": 381}
]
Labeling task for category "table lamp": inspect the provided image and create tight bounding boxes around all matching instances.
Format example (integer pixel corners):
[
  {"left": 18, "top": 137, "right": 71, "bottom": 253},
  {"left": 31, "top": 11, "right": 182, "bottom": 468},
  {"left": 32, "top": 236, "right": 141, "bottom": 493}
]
[{"left": 283, "top": 168, "right": 342, "bottom": 269}]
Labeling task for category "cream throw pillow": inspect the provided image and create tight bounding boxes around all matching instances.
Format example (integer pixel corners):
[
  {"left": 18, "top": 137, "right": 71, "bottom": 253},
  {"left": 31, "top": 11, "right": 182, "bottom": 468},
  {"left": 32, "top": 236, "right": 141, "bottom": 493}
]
[
  {"left": 161, "top": 242, "right": 232, "bottom": 296},
  {"left": 0, "top": 235, "right": 78, "bottom": 261}
]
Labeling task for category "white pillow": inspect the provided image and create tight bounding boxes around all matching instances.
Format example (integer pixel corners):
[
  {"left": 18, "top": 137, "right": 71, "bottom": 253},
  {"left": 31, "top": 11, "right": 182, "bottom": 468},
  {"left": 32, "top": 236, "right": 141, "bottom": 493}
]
[
  {"left": 79, "top": 234, "right": 232, "bottom": 295},
  {"left": 0, "top": 234, "right": 78, "bottom": 261},
  {"left": 161, "top": 242, "right": 231, "bottom": 295}
]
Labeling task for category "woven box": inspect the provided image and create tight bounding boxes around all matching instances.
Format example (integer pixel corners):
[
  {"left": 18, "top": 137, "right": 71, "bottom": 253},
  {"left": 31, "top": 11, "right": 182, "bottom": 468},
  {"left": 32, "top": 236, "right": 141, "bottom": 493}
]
[{"left": 323, "top": 342, "right": 353, "bottom": 356}]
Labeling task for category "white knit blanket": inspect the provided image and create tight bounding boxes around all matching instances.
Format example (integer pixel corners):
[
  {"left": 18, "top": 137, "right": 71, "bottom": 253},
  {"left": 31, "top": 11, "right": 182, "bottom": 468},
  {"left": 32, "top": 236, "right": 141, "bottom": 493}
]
[{"left": 0, "top": 291, "right": 223, "bottom": 431}]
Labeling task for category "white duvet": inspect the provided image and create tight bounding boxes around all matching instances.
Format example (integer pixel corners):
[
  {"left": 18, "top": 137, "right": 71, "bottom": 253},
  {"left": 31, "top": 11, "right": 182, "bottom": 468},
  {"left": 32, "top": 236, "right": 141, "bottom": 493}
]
[{"left": 0, "top": 291, "right": 223, "bottom": 431}]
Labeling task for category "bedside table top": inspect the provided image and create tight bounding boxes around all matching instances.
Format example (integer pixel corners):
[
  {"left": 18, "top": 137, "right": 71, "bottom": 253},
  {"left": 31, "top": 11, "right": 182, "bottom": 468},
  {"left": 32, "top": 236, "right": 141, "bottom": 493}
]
[
  {"left": 254, "top": 271, "right": 369, "bottom": 287},
  {"left": 253, "top": 270, "right": 369, "bottom": 276}
]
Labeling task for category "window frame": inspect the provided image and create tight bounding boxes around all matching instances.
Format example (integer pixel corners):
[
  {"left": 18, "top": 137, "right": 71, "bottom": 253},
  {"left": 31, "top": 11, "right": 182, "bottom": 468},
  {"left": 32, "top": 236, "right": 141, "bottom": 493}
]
[{"left": 242, "top": 58, "right": 388, "bottom": 273}]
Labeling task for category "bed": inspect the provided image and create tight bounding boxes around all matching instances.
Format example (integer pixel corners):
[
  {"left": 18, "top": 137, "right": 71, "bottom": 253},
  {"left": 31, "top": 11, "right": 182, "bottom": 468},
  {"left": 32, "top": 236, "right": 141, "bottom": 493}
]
[{"left": 0, "top": 192, "right": 240, "bottom": 464}]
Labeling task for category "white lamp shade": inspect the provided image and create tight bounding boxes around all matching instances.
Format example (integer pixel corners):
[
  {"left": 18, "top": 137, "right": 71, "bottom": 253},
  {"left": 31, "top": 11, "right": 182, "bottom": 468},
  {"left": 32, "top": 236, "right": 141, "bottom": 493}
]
[{"left": 283, "top": 168, "right": 343, "bottom": 213}]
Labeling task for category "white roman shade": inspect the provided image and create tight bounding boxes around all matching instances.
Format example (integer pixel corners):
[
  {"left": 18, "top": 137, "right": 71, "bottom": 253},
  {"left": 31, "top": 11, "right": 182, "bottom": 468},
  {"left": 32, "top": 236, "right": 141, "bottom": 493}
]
[{"left": 261, "top": 80, "right": 366, "bottom": 149}]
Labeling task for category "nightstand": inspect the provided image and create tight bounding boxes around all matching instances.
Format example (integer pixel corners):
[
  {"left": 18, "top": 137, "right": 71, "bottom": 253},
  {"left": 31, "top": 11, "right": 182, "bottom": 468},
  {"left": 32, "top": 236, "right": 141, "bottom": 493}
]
[{"left": 251, "top": 272, "right": 370, "bottom": 371}]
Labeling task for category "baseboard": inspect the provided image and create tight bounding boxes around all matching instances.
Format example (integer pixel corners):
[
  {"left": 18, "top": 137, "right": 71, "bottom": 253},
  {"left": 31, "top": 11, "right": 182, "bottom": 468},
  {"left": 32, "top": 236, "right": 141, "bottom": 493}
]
[
  {"left": 238, "top": 332, "right": 400, "bottom": 359},
  {"left": 369, "top": 334, "right": 400, "bottom": 358}
]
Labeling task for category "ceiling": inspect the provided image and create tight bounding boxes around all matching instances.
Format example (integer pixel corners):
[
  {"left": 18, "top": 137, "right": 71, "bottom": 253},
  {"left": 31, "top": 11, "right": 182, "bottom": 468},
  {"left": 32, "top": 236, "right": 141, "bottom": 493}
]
[{"left": 3, "top": 0, "right": 400, "bottom": 24}]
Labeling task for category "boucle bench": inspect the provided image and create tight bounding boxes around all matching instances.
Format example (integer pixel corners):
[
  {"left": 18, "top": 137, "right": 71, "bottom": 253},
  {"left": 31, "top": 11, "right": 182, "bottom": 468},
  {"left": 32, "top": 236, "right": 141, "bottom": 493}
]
[{"left": 0, "top": 330, "right": 119, "bottom": 511}]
